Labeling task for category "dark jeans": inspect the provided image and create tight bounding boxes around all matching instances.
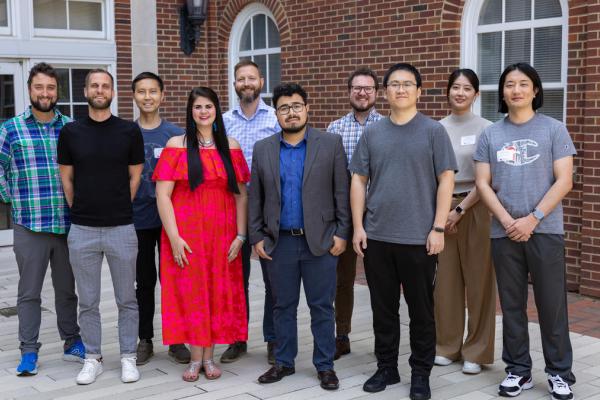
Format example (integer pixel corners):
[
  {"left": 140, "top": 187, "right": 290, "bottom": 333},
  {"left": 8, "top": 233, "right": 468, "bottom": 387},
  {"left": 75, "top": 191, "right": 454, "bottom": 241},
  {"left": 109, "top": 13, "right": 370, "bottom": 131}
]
[
  {"left": 364, "top": 239, "right": 437, "bottom": 377},
  {"left": 492, "top": 234, "right": 575, "bottom": 384},
  {"left": 241, "top": 236, "right": 275, "bottom": 343},
  {"left": 266, "top": 233, "right": 337, "bottom": 371},
  {"left": 135, "top": 226, "right": 161, "bottom": 340}
]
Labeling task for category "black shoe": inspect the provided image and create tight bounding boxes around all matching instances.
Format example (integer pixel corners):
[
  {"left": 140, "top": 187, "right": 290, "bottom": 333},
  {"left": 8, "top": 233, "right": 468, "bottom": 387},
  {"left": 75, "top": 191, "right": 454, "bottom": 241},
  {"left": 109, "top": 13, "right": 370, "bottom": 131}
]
[
  {"left": 168, "top": 344, "right": 191, "bottom": 364},
  {"left": 363, "top": 367, "right": 401, "bottom": 393},
  {"left": 318, "top": 370, "right": 339, "bottom": 390},
  {"left": 258, "top": 365, "right": 295, "bottom": 383},
  {"left": 220, "top": 341, "right": 247, "bottom": 363},
  {"left": 334, "top": 337, "right": 350, "bottom": 360},
  {"left": 136, "top": 339, "right": 154, "bottom": 365},
  {"left": 267, "top": 341, "right": 276, "bottom": 365},
  {"left": 410, "top": 375, "right": 431, "bottom": 400}
]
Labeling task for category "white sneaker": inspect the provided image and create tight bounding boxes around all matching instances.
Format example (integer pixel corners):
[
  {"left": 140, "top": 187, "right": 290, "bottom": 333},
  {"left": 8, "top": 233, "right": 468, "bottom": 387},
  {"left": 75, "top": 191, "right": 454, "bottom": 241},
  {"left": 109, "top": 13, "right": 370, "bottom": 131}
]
[
  {"left": 434, "top": 355, "right": 453, "bottom": 366},
  {"left": 121, "top": 357, "right": 140, "bottom": 383},
  {"left": 547, "top": 374, "right": 574, "bottom": 400},
  {"left": 462, "top": 361, "right": 482, "bottom": 374},
  {"left": 498, "top": 372, "right": 533, "bottom": 397},
  {"left": 76, "top": 358, "right": 103, "bottom": 385}
]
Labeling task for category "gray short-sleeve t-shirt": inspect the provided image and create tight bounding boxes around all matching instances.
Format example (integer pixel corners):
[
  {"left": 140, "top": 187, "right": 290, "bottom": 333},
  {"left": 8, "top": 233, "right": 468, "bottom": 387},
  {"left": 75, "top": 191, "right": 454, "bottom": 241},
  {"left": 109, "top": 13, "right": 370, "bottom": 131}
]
[
  {"left": 473, "top": 113, "right": 576, "bottom": 238},
  {"left": 349, "top": 112, "right": 458, "bottom": 245}
]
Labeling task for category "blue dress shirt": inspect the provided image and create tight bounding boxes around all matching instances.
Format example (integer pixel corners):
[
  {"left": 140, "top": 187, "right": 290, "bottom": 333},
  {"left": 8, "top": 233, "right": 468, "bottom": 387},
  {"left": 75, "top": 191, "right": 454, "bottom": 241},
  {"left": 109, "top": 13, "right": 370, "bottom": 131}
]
[{"left": 279, "top": 132, "right": 307, "bottom": 230}]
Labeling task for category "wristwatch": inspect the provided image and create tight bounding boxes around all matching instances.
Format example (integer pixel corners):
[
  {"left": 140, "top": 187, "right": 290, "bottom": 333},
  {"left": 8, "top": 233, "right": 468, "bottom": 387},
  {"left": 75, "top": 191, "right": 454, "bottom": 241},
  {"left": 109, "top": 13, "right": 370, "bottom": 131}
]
[
  {"left": 432, "top": 226, "right": 445, "bottom": 233},
  {"left": 532, "top": 208, "right": 545, "bottom": 222},
  {"left": 455, "top": 205, "right": 465, "bottom": 215}
]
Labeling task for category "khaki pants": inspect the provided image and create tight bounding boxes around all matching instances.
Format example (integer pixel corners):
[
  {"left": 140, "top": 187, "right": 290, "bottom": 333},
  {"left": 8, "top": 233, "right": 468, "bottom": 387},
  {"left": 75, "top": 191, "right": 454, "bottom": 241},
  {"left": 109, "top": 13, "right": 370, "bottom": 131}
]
[{"left": 434, "top": 199, "right": 496, "bottom": 364}]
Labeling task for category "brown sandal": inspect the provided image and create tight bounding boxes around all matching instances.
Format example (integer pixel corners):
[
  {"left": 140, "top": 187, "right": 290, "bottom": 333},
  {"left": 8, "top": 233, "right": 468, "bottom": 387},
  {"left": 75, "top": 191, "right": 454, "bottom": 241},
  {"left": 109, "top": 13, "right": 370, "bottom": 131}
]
[
  {"left": 202, "top": 359, "right": 221, "bottom": 380},
  {"left": 182, "top": 360, "right": 202, "bottom": 382}
]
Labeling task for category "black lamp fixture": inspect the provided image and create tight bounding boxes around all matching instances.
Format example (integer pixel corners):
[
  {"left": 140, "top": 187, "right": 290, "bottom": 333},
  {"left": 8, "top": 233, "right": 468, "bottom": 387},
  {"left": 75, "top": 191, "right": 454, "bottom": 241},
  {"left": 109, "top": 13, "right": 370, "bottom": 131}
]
[{"left": 180, "top": 0, "right": 209, "bottom": 55}]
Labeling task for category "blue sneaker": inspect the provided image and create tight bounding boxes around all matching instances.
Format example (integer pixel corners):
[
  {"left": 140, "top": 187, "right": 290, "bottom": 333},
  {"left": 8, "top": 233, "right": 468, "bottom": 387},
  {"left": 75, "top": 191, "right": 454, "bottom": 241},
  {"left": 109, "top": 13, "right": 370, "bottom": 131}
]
[
  {"left": 63, "top": 339, "right": 85, "bottom": 363},
  {"left": 16, "top": 352, "right": 38, "bottom": 376}
]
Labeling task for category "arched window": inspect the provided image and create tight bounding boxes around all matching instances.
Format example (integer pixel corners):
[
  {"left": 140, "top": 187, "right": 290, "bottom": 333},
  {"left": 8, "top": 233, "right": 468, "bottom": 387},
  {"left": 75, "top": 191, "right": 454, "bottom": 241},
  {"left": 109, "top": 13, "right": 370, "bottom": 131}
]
[
  {"left": 228, "top": 3, "right": 281, "bottom": 108},
  {"left": 462, "top": 0, "right": 567, "bottom": 121}
]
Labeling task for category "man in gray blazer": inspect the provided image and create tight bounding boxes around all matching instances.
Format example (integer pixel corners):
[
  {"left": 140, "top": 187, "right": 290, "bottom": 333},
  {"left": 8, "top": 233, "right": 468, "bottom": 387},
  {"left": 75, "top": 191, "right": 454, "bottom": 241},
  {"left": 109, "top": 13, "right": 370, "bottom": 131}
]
[{"left": 249, "top": 83, "right": 350, "bottom": 390}]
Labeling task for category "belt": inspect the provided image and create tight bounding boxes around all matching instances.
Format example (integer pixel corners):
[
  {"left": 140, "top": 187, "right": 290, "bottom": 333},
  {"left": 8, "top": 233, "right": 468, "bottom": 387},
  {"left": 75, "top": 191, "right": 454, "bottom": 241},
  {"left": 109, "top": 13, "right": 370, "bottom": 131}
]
[{"left": 280, "top": 228, "right": 305, "bottom": 236}]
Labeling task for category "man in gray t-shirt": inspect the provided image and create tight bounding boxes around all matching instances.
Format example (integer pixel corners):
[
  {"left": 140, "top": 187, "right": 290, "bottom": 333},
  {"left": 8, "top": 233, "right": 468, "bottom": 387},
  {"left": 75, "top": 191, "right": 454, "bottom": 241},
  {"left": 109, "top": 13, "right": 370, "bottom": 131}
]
[{"left": 349, "top": 63, "right": 457, "bottom": 399}]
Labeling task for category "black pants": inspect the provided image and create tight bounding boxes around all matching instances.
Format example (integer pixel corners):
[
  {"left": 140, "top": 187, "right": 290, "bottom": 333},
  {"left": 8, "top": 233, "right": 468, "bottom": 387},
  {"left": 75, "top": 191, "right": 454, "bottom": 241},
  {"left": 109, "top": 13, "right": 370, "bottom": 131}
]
[
  {"left": 364, "top": 239, "right": 437, "bottom": 377},
  {"left": 135, "top": 227, "right": 162, "bottom": 340},
  {"left": 492, "top": 234, "right": 575, "bottom": 384}
]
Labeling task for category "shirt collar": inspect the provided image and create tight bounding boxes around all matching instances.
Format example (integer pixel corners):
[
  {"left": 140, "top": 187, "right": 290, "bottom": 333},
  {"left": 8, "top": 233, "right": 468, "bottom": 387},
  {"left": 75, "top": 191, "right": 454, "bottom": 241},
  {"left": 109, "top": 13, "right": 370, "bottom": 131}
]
[
  {"left": 24, "top": 105, "right": 63, "bottom": 125},
  {"left": 233, "top": 98, "right": 270, "bottom": 121},
  {"left": 350, "top": 108, "right": 380, "bottom": 125},
  {"left": 279, "top": 129, "right": 308, "bottom": 147}
]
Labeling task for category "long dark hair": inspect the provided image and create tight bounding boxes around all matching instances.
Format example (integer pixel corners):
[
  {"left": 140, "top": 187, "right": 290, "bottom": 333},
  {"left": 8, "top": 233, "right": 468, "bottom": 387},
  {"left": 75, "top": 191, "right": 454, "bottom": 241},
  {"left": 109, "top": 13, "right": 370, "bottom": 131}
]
[{"left": 185, "top": 87, "right": 239, "bottom": 194}]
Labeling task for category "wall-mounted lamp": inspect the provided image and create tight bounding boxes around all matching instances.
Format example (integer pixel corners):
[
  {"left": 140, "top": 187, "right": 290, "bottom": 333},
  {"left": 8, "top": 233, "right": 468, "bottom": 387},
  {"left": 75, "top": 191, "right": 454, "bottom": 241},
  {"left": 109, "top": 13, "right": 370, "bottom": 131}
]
[{"left": 180, "top": 0, "right": 208, "bottom": 55}]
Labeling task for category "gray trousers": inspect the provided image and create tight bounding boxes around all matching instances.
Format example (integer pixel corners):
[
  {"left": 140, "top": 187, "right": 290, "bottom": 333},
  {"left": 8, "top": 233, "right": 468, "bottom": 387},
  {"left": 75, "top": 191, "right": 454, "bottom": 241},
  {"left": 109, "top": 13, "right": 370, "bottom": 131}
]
[
  {"left": 68, "top": 224, "right": 138, "bottom": 358},
  {"left": 14, "top": 224, "right": 80, "bottom": 354},
  {"left": 492, "top": 234, "right": 575, "bottom": 384}
]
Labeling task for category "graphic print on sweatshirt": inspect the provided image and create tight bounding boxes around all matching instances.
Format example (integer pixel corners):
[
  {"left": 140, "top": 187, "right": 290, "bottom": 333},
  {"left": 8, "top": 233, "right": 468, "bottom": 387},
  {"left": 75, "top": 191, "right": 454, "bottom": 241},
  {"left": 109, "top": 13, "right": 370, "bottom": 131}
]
[{"left": 496, "top": 139, "right": 540, "bottom": 166}]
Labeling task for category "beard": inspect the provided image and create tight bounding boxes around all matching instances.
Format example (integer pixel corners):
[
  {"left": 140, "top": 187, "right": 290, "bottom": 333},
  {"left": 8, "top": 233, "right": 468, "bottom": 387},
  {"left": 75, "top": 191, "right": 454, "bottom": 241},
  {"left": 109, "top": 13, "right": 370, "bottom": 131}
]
[
  {"left": 236, "top": 85, "right": 261, "bottom": 104},
  {"left": 30, "top": 97, "right": 58, "bottom": 113},
  {"left": 281, "top": 119, "right": 308, "bottom": 135},
  {"left": 87, "top": 95, "right": 112, "bottom": 110},
  {"left": 350, "top": 98, "right": 375, "bottom": 113}
]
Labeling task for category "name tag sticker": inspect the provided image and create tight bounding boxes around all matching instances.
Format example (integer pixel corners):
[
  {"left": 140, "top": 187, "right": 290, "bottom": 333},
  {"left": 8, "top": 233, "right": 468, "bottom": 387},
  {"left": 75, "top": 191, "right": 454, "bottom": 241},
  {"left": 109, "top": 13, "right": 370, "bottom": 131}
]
[
  {"left": 461, "top": 135, "right": 476, "bottom": 146},
  {"left": 497, "top": 148, "right": 515, "bottom": 163},
  {"left": 153, "top": 147, "right": 164, "bottom": 158}
]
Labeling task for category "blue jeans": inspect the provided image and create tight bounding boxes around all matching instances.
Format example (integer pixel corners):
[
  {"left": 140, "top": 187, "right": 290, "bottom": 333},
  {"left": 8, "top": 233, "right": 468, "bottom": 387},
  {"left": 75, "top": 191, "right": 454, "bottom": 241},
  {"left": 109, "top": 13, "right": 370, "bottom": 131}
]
[{"left": 265, "top": 233, "right": 337, "bottom": 371}]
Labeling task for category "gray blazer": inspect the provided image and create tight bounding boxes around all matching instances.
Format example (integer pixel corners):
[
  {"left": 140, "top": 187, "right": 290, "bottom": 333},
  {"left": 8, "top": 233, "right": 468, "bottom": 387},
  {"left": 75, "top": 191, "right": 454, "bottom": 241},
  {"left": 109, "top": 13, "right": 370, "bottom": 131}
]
[{"left": 248, "top": 126, "right": 351, "bottom": 256}]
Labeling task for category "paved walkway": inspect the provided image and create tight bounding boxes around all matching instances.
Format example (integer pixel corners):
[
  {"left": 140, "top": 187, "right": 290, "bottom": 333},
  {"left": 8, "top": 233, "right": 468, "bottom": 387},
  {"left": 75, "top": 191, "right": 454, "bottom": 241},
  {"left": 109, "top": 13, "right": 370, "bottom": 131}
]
[{"left": 1, "top": 248, "right": 600, "bottom": 399}]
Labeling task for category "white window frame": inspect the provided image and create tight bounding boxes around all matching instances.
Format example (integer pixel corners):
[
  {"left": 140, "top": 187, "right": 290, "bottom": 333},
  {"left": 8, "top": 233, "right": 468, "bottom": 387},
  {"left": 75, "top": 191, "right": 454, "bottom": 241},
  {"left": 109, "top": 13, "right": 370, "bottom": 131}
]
[
  {"left": 461, "top": 0, "right": 568, "bottom": 121},
  {"left": 0, "top": 0, "right": 13, "bottom": 35},
  {"left": 228, "top": 3, "right": 281, "bottom": 109},
  {"left": 31, "top": 0, "right": 110, "bottom": 40},
  {"left": 27, "top": 58, "right": 118, "bottom": 115}
]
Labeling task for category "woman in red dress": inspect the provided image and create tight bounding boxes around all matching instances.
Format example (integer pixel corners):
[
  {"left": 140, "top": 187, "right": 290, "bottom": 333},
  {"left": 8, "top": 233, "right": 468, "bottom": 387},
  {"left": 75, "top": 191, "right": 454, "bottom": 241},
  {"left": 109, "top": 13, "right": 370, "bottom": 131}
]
[{"left": 154, "top": 87, "right": 249, "bottom": 381}]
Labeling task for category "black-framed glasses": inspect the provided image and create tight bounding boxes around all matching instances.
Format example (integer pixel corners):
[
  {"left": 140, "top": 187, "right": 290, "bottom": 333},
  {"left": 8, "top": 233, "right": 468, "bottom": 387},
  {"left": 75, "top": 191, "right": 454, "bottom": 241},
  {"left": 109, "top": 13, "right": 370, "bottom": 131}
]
[
  {"left": 351, "top": 86, "right": 376, "bottom": 94},
  {"left": 277, "top": 102, "right": 305, "bottom": 115}
]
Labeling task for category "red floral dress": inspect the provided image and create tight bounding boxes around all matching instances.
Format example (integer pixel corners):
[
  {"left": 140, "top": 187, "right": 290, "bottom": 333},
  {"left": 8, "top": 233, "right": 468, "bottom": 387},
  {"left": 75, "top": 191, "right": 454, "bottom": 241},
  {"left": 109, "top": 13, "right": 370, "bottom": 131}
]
[{"left": 152, "top": 147, "right": 249, "bottom": 346}]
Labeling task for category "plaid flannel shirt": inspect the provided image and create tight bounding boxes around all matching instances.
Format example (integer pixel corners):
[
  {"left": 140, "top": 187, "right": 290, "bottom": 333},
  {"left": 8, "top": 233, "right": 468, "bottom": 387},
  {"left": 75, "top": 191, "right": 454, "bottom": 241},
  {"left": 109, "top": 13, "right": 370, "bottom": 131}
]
[
  {"left": 327, "top": 108, "right": 383, "bottom": 163},
  {"left": 0, "top": 106, "right": 71, "bottom": 233}
]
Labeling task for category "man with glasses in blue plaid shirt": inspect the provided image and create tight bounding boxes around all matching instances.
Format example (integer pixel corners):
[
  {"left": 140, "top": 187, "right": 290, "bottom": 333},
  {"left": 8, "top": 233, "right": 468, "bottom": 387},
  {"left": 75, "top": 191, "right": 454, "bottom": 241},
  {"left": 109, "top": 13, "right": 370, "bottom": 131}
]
[
  {"left": 221, "top": 59, "right": 281, "bottom": 365},
  {"left": 326, "top": 67, "right": 382, "bottom": 360},
  {"left": 0, "top": 62, "right": 84, "bottom": 376}
]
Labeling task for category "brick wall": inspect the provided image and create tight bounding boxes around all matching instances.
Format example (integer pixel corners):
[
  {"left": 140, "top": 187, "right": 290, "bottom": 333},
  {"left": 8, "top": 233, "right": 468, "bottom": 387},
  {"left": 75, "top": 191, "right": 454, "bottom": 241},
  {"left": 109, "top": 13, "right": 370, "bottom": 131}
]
[
  {"left": 114, "top": 0, "right": 599, "bottom": 297},
  {"left": 115, "top": 0, "right": 133, "bottom": 120}
]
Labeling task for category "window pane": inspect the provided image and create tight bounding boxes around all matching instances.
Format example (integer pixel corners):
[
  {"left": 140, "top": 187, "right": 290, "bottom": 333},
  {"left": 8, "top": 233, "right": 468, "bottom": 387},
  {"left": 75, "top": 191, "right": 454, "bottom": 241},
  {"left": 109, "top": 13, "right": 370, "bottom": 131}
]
[
  {"left": 506, "top": 0, "right": 531, "bottom": 22},
  {"left": 254, "top": 54, "right": 267, "bottom": 93},
  {"left": 267, "top": 17, "right": 280, "bottom": 48},
  {"left": 56, "top": 68, "right": 70, "bottom": 101},
  {"left": 239, "top": 22, "right": 251, "bottom": 51},
  {"left": 268, "top": 53, "right": 281, "bottom": 93},
  {"left": 72, "top": 69, "right": 90, "bottom": 102},
  {"left": 262, "top": 96, "right": 273, "bottom": 107},
  {"left": 478, "top": 32, "right": 502, "bottom": 84},
  {"left": 0, "top": 74, "right": 15, "bottom": 124},
  {"left": 33, "top": 0, "right": 67, "bottom": 29},
  {"left": 69, "top": 1, "right": 102, "bottom": 31},
  {"left": 535, "top": 0, "right": 562, "bottom": 19},
  {"left": 539, "top": 89, "right": 564, "bottom": 122},
  {"left": 478, "top": 0, "right": 502, "bottom": 25},
  {"left": 480, "top": 91, "right": 504, "bottom": 122},
  {"left": 57, "top": 104, "right": 71, "bottom": 117},
  {"left": 253, "top": 14, "right": 266, "bottom": 49},
  {"left": 505, "top": 29, "right": 531, "bottom": 67},
  {"left": 0, "top": 0, "right": 7, "bottom": 27},
  {"left": 73, "top": 104, "right": 88, "bottom": 120},
  {"left": 534, "top": 26, "right": 561, "bottom": 82}
]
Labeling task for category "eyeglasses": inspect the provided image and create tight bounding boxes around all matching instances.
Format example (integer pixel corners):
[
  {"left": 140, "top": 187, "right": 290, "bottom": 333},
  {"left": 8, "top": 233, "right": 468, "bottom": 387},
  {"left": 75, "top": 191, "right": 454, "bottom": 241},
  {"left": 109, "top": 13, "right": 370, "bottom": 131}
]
[
  {"left": 277, "top": 102, "right": 305, "bottom": 115},
  {"left": 351, "top": 86, "right": 376, "bottom": 94},
  {"left": 387, "top": 81, "right": 417, "bottom": 91}
]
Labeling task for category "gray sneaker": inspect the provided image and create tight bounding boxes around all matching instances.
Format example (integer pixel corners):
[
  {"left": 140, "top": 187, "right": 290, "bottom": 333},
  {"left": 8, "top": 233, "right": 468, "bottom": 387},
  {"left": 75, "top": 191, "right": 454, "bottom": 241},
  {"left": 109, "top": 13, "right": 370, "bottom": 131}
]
[
  {"left": 136, "top": 339, "right": 154, "bottom": 365},
  {"left": 168, "top": 344, "right": 191, "bottom": 364}
]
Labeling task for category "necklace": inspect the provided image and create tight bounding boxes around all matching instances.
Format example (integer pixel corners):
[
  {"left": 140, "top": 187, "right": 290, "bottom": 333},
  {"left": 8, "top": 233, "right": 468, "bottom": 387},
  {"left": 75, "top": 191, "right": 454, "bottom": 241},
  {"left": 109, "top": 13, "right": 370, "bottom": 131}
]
[{"left": 198, "top": 136, "right": 215, "bottom": 148}]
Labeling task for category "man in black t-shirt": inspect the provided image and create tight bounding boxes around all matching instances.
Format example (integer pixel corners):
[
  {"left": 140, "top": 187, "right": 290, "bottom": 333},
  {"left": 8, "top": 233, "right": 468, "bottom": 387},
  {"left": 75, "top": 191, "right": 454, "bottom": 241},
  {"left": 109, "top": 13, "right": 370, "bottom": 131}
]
[{"left": 58, "top": 69, "right": 144, "bottom": 386}]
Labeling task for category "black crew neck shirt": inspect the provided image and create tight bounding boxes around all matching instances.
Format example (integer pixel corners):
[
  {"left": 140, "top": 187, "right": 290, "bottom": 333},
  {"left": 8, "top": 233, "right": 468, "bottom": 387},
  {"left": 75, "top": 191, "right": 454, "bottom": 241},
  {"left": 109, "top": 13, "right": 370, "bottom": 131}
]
[{"left": 57, "top": 115, "right": 145, "bottom": 227}]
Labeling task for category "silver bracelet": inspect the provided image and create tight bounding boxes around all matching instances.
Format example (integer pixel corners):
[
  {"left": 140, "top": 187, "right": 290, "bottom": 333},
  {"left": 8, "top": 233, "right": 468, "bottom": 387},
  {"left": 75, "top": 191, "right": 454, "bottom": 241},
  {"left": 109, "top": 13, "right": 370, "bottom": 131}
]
[{"left": 236, "top": 234, "right": 247, "bottom": 243}]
